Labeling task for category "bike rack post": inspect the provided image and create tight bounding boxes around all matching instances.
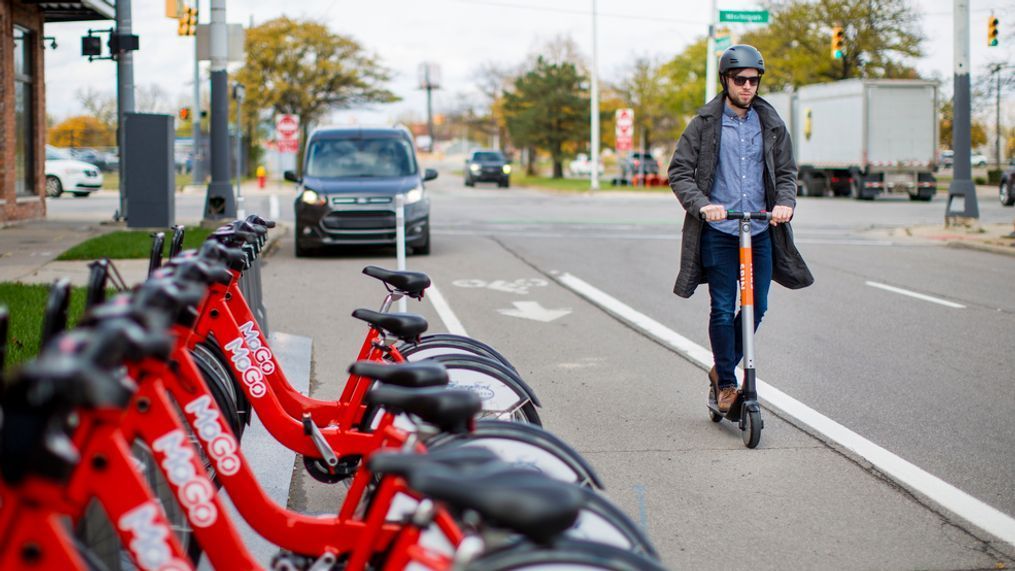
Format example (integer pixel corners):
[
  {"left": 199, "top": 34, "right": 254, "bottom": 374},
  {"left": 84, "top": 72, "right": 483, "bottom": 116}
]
[
  {"left": 148, "top": 231, "right": 166, "bottom": 277},
  {"left": 40, "top": 278, "right": 72, "bottom": 349},
  {"left": 0, "top": 305, "right": 8, "bottom": 381}
]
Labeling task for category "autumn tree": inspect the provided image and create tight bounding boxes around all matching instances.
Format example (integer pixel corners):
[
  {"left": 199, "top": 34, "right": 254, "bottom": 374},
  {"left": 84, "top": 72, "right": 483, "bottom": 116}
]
[
  {"left": 657, "top": 38, "right": 709, "bottom": 136},
  {"left": 235, "top": 17, "right": 398, "bottom": 173},
  {"left": 48, "top": 115, "right": 115, "bottom": 148},
  {"left": 939, "top": 98, "right": 987, "bottom": 149},
  {"left": 502, "top": 56, "right": 589, "bottom": 178},
  {"left": 740, "top": 0, "right": 923, "bottom": 90}
]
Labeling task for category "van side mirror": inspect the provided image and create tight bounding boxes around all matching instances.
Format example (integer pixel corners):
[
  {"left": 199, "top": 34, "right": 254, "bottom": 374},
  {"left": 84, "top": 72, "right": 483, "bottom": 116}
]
[
  {"left": 283, "top": 170, "right": 301, "bottom": 183},
  {"left": 423, "top": 168, "right": 438, "bottom": 182}
]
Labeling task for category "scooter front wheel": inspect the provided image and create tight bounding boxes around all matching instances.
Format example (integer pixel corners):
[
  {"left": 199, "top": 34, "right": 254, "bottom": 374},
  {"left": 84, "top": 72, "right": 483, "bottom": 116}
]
[{"left": 742, "top": 409, "right": 762, "bottom": 448}]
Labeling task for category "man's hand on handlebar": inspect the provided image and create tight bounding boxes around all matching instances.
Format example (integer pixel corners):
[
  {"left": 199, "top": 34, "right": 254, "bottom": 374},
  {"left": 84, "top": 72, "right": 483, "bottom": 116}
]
[
  {"left": 770, "top": 205, "right": 793, "bottom": 225},
  {"left": 699, "top": 204, "right": 727, "bottom": 222}
]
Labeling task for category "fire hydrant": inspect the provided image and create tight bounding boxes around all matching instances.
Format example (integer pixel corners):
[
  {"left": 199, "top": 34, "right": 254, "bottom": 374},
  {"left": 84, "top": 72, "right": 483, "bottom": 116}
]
[{"left": 256, "top": 165, "right": 267, "bottom": 189}]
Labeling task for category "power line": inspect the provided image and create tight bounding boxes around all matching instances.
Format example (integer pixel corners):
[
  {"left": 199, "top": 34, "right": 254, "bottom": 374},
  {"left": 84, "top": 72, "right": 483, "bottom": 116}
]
[{"left": 450, "top": 0, "right": 706, "bottom": 26}]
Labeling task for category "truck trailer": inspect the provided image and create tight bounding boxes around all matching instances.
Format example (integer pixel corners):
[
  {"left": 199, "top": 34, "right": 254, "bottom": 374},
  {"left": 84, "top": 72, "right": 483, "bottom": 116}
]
[{"left": 765, "top": 79, "right": 939, "bottom": 201}]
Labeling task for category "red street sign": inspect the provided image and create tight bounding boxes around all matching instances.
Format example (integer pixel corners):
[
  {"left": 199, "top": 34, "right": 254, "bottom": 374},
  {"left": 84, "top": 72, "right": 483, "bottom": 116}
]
[
  {"left": 615, "top": 108, "right": 634, "bottom": 152},
  {"left": 275, "top": 114, "right": 300, "bottom": 151},
  {"left": 277, "top": 140, "right": 299, "bottom": 154}
]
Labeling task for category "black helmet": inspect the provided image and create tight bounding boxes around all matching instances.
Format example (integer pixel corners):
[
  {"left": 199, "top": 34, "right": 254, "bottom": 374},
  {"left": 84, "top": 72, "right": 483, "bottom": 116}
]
[{"left": 719, "top": 44, "right": 765, "bottom": 75}]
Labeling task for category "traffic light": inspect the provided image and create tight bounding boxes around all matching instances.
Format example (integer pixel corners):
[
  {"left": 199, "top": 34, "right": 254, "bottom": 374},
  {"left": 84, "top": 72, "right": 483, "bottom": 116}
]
[
  {"left": 831, "top": 25, "right": 845, "bottom": 59},
  {"left": 987, "top": 16, "right": 999, "bottom": 47},
  {"left": 177, "top": 5, "right": 197, "bottom": 36},
  {"left": 178, "top": 107, "right": 190, "bottom": 121}
]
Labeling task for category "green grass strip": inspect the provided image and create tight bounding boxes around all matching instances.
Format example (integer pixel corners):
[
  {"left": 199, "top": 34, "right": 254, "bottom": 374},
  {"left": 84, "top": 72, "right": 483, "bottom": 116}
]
[
  {"left": 0, "top": 282, "right": 91, "bottom": 370},
  {"left": 57, "top": 226, "right": 214, "bottom": 261}
]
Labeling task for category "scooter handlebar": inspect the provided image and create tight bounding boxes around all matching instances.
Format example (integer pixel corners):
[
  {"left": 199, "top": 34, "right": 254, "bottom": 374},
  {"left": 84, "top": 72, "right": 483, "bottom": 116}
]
[{"left": 726, "top": 211, "right": 772, "bottom": 221}]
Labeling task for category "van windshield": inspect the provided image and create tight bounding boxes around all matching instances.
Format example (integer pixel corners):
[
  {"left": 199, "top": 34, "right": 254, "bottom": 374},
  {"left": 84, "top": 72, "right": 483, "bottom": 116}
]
[{"left": 305, "top": 137, "right": 417, "bottom": 178}]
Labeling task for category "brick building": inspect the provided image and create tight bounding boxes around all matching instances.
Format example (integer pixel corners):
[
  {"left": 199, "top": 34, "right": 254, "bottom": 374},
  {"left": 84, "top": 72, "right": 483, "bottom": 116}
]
[{"left": 1, "top": 0, "right": 113, "bottom": 224}]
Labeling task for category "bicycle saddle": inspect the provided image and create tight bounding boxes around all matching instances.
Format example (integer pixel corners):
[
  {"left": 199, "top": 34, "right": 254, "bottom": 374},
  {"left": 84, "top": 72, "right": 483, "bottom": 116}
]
[
  {"left": 367, "top": 447, "right": 501, "bottom": 479},
  {"left": 163, "top": 255, "right": 233, "bottom": 286},
  {"left": 197, "top": 240, "right": 249, "bottom": 271},
  {"left": 408, "top": 464, "right": 585, "bottom": 545},
  {"left": 364, "top": 385, "right": 479, "bottom": 435},
  {"left": 361, "top": 266, "right": 431, "bottom": 299},
  {"left": 245, "top": 214, "right": 277, "bottom": 229},
  {"left": 349, "top": 361, "right": 448, "bottom": 388},
  {"left": 350, "top": 309, "right": 428, "bottom": 342}
]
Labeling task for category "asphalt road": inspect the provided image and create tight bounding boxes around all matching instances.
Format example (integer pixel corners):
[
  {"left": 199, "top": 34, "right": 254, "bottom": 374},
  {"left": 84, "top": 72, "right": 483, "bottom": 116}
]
[{"left": 48, "top": 173, "right": 1015, "bottom": 568}]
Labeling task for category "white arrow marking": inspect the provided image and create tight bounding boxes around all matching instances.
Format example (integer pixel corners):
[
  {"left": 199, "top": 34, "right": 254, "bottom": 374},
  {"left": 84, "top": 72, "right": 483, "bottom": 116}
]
[{"left": 497, "top": 301, "right": 571, "bottom": 323}]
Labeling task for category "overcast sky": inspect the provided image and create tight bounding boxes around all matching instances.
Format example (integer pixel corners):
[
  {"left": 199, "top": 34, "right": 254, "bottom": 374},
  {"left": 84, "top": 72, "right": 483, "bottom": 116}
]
[{"left": 42, "top": 0, "right": 1013, "bottom": 126}]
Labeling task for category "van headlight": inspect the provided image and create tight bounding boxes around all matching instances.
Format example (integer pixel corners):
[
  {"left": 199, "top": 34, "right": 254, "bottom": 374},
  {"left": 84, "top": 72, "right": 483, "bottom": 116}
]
[
  {"left": 404, "top": 186, "right": 425, "bottom": 204},
  {"left": 300, "top": 188, "right": 324, "bottom": 205},
  {"left": 502, "top": 165, "right": 512, "bottom": 174},
  {"left": 469, "top": 164, "right": 481, "bottom": 173}
]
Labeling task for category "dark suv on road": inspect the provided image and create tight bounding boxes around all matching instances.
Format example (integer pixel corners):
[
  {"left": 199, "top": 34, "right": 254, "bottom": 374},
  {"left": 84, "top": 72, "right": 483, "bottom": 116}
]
[
  {"left": 465, "top": 149, "right": 511, "bottom": 187},
  {"left": 286, "top": 126, "right": 437, "bottom": 257}
]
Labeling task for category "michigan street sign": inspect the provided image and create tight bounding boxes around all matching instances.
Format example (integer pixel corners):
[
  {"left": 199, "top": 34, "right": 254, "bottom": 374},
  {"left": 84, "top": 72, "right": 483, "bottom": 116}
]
[{"left": 719, "top": 10, "right": 769, "bottom": 23}]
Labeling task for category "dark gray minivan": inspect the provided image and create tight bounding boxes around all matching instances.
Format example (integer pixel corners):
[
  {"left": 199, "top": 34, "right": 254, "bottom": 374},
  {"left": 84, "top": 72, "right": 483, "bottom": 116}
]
[{"left": 286, "top": 126, "right": 437, "bottom": 257}]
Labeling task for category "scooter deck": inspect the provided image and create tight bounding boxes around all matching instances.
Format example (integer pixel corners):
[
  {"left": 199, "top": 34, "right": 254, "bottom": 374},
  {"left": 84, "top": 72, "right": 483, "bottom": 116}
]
[{"left": 707, "top": 393, "right": 745, "bottom": 423}]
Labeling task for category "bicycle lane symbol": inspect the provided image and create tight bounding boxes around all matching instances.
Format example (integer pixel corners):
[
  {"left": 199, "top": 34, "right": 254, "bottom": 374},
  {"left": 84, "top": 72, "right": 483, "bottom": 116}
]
[{"left": 450, "top": 278, "right": 549, "bottom": 295}]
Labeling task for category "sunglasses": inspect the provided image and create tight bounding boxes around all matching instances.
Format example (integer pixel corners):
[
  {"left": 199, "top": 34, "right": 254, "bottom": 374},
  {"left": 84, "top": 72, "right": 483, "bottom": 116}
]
[{"left": 730, "top": 75, "right": 761, "bottom": 87}]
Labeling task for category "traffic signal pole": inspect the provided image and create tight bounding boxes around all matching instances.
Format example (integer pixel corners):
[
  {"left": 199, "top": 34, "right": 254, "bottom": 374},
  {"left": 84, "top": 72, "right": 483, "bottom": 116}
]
[
  {"left": 946, "top": 0, "right": 979, "bottom": 221},
  {"left": 204, "top": 0, "right": 235, "bottom": 220},
  {"left": 115, "top": 0, "right": 135, "bottom": 222},
  {"left": 192, "top": 0, "right": 202, "bottom": 185}
]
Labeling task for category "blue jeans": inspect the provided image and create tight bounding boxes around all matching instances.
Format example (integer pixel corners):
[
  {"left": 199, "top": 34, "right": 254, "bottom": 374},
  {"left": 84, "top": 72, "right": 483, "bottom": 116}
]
[{"left": 700, "top": 224, "right": 772, "bottom": 389}]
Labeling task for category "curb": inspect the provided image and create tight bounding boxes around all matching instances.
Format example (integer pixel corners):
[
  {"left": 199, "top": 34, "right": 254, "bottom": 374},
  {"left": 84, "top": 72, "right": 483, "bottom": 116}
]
[{"left": 946, "top": 239, "right": 1015, "bottom": 257}]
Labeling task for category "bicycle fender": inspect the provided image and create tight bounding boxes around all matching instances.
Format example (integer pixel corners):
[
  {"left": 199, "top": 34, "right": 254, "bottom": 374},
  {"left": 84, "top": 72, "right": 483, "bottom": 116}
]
[{"left": 426, "top": 419, "right": 603, "bottom": 490}]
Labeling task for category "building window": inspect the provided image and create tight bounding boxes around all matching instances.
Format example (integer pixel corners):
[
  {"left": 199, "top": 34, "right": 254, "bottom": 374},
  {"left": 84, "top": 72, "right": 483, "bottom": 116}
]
[{"left": 14, "top": 26, "right": 34, "bottom": 198}]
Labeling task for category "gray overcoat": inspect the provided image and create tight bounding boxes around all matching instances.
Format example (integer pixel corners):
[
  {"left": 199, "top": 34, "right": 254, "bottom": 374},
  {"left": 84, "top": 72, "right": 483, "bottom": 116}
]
[{"left": 667, "top": 93, "right": 814, "bottom": 298}]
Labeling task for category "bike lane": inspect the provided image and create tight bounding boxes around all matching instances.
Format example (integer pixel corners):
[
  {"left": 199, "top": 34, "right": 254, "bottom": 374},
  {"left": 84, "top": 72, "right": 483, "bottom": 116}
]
[{"left": 401, "top": 233, "right": 1012, "bottom": 570}]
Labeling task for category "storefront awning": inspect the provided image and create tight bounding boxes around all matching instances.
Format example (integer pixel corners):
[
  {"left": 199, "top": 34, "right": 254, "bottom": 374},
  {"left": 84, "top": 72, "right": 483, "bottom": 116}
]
[{"left": 20, "top": 0, "right": 116, "bottom": 22}]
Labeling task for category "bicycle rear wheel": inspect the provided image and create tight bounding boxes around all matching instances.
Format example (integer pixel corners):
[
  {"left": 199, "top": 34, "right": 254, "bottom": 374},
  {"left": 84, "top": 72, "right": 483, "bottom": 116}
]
[
  {"left": 399, "top": 333, "right": 519, "bottom": 374},
  {"left": 465, "top": 538, "right": 668, "bottom": 571}
]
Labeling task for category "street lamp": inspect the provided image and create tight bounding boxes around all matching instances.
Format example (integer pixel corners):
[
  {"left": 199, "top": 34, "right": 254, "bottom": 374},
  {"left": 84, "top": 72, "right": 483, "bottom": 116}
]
[{"left": 590, "top": 0, "right": 600, "bottom": 190}]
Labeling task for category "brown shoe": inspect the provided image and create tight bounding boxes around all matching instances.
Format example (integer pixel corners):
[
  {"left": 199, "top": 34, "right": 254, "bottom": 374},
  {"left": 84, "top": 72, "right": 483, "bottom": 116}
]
[
  {"left": 717, "top": 387, "right": 739, "bottom": 413},
  {"left": 708, "top": 366, "right": 719, "bottom": 387}
]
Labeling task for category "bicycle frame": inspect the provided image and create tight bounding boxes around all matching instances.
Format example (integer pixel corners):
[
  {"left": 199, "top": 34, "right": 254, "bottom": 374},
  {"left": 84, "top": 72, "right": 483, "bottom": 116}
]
[
  {"left": 124, "top": 345, "right": 464, "bottom": 569},
  {"left": 0, "top": 407, "right": 196, "bottom": 571}
]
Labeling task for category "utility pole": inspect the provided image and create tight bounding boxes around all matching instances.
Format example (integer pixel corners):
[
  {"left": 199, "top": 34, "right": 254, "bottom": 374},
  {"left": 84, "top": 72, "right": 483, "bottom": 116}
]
[
  {"left": 115, "top": 0, "right": 135, "bottom": 222},
  {"left": 590, "top": 0, "right": 600, "bottom": 191},
  {"left": 419, "top": 63, "right": 440, "bottom": 152},
  {"left": 192, "top": 0, "right": 202, "bottom": 185},
  {"left": 946, "top": 0, "right": 979, "bottom": 222},
  {"left": 993, "top": 64, "right": 1003, "bottom": 168},
  {"left": 705, "top": 0, "right": 718, "bottom": 103},
  {"left": 204, "top": 0, "right": 235, "bottom": 219}
]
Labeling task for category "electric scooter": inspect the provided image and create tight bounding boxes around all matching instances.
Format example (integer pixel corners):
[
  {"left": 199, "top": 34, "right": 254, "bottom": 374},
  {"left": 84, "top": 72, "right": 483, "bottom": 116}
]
[{"left": 706, "top": 211, "right": 770, "bottom": 448}]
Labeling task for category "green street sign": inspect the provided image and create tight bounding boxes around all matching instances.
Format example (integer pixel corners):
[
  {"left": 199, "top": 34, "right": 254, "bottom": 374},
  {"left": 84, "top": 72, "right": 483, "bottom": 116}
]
[
  {"left": 715, "top": 36, "right": 732, "bottom": 51},
  {"left": 719, "top": 10, "right": 769, "bottom": 23}
]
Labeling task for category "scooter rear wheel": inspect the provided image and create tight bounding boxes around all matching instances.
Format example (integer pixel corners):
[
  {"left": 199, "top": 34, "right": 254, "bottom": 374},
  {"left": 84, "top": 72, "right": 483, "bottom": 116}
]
[
  {"left": 707, "top": 386, "right": 722, "bottom": 423},
  {"left": 743, "top": 409, "right": 762, "bottom": 448}
]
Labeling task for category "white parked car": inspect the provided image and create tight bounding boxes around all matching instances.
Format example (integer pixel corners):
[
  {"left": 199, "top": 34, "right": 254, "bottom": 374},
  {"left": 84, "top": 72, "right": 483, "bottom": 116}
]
[
  {"left": 568, "top": 153, "right": 604, "bottom": 177},
  {"left": 970, "top": 153, "right": 988, "bottom": 167},
  {"left": 45, "top": 145, "right": 103, "bottom": 198}
]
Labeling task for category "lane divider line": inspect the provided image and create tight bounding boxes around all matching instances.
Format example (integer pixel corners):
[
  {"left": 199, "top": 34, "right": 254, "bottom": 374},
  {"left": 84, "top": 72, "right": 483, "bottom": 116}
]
[
  {"left": 426, "top": 283, "right": 468, "bottom": 337},
  {"left": 554, "top": 271, "right": 1014, "bottom": 548},
  {"left": 865, "top": 281, "right": 966, "bottom": 309}
]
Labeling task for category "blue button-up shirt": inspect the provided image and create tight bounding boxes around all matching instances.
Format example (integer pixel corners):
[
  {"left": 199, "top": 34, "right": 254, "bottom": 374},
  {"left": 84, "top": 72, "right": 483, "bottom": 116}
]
[{"left": 709, "top": 104, "right": 767, "bottom": 236}]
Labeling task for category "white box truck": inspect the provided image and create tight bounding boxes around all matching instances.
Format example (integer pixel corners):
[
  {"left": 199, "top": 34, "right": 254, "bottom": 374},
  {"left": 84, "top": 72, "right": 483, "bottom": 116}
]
[{"left": 767, "top": 79, "right": 939, "bottom": 201}]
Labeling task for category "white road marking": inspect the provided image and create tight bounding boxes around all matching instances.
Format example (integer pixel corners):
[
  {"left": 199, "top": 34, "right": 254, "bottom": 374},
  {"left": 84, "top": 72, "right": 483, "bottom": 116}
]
[
  {"left": 497, "top": 301, "right": 571, "bottom": 323},
  {"left": 269, "top": 194, "right": 280, "bottom": 220},
  {"left": 865, "top": 281, "right": 966, "bottom": 309},
  {"left": 554, "top": 271, "right": 1015, "bottom": 548},
  {"left": 426, "top": 283, "right": 468, "bottom": 336}
]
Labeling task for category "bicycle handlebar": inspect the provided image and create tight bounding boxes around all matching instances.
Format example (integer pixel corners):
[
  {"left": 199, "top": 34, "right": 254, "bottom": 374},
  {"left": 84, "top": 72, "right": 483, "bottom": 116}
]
[{"left": 700, "top": 210, "right": 772, "bottom": 221}]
